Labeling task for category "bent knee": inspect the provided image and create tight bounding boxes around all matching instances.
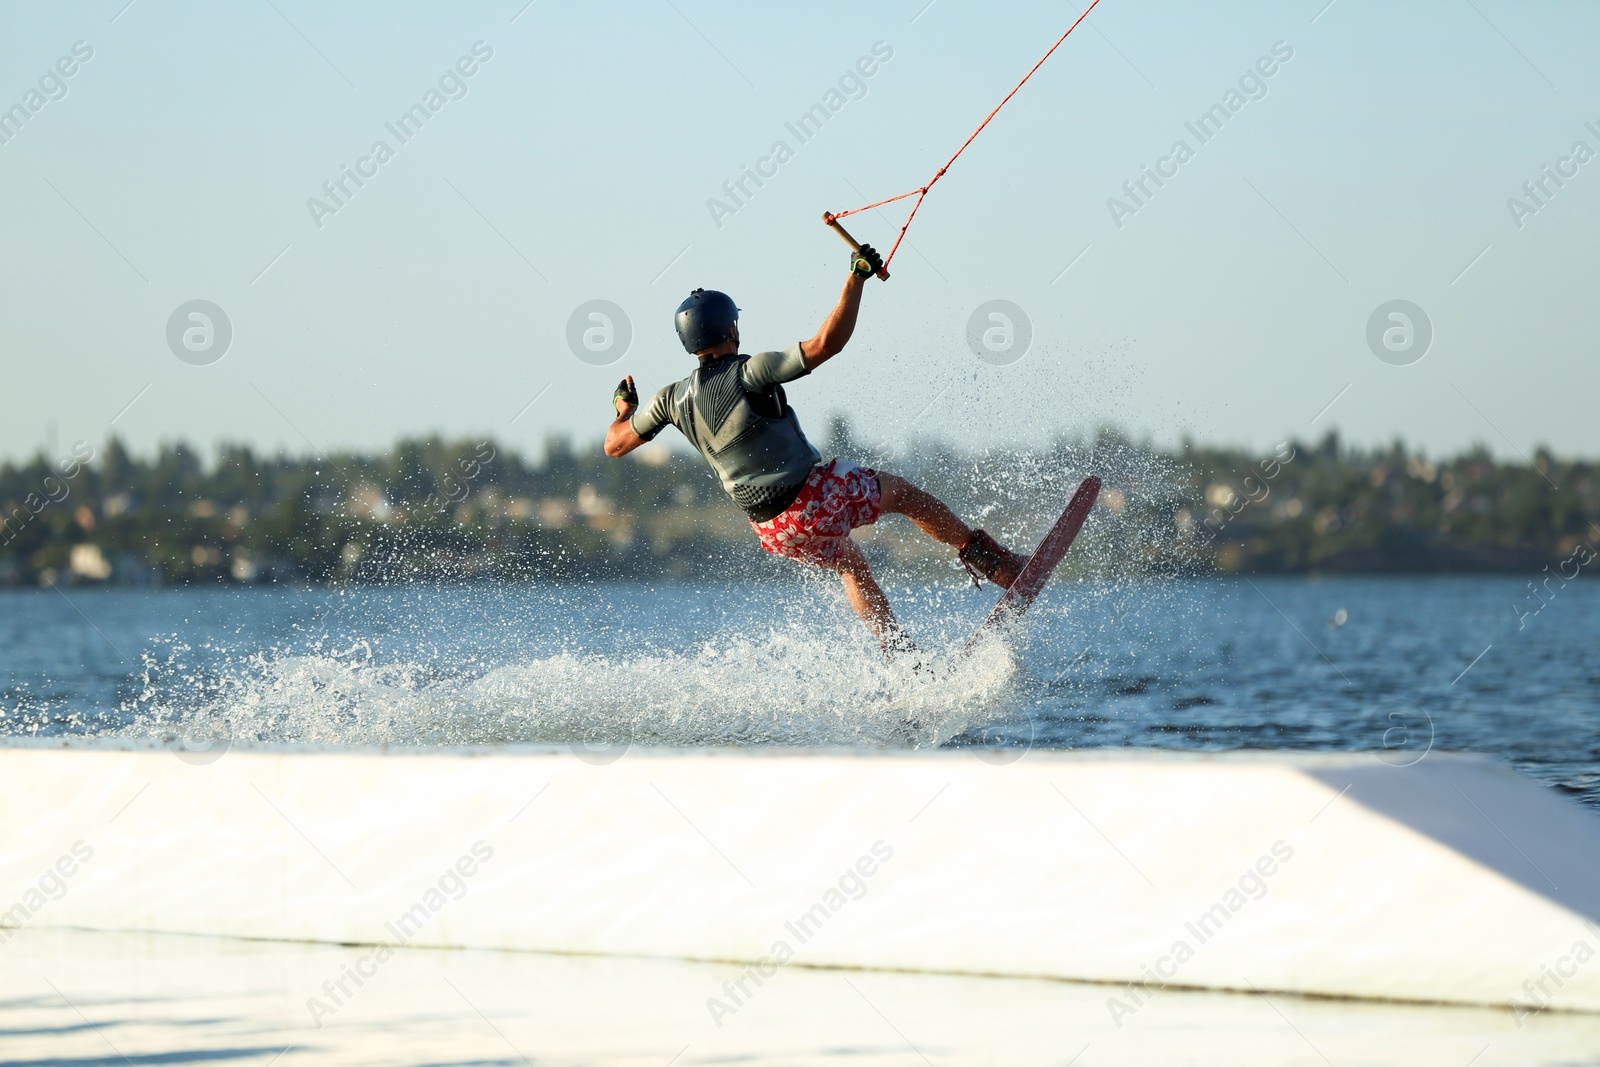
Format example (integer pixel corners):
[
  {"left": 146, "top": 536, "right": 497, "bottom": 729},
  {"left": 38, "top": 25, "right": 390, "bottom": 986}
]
[
  {"left": 874, "top": 470, "right": 907, "bottom": 511},
  {"left": 830, "top": 539, "right": 873, "bottom": 576}
]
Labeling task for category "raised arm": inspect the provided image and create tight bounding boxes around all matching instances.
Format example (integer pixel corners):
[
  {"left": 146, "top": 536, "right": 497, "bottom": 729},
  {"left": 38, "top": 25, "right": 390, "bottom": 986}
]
[
  {"left": 801, "top": 244, "right": 882, "bottom": 370},
  {"left": 604, "top": 375, "right": 647, "bottom": 458}
]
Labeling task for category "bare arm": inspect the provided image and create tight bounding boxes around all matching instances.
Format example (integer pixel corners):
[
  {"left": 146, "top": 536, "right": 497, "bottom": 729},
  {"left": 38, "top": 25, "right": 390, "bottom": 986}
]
[
  {"left": 604, "top": 374, "right": 647, "bottom": 457},
  {"left": 604, "top": 412, "right": 645, "bottom": 458},
  {"left": 800, "top": 273, "right": 867, "bottom": 370}
]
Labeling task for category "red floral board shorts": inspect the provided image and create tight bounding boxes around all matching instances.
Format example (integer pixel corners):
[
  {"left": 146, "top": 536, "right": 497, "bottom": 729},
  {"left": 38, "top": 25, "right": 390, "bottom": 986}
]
[{"left": 750, "top": 459, "right": 882, "bottom": 569}]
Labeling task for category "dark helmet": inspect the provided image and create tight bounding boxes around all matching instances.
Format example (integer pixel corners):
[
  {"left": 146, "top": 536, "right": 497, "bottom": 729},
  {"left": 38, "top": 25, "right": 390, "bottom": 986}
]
[{"left": 674, "top": 288, "right": 739, "bottom": 353}]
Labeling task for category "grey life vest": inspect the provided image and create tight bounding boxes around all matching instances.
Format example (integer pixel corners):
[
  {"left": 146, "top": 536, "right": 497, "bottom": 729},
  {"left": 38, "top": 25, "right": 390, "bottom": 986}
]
[{"left": 632, "top": 350, "right": 821, "bottom": 519}]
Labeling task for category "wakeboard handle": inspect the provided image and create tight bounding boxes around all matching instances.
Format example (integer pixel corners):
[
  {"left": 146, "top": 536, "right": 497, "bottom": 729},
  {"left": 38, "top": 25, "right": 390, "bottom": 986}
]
[{"left": 822, "top": 212, "right": 890, "bottom": 281}]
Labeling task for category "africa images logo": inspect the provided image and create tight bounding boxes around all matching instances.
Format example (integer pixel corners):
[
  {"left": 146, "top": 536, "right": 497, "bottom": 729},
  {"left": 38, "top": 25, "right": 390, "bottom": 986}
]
[
  {"left": 1365, "top": 300, "right": 1432, "bottom": 367},
  {"left": 166, "top": 300, "right": 233, "bottom": 366},
  {"left": 966, "top": 301, "right": 1033, "bottom": 366},
  {"left": 566, "top": 300, "right": 633, "bottom": 367},
  {"left": 305, "top": 42, "right": 494, "bottom": 229}
]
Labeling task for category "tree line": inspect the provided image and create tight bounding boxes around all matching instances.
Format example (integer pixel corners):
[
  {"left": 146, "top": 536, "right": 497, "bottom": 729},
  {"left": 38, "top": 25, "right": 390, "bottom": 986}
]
[{"left": 1, "top": 421, "right": 1594, "bottom": 587}]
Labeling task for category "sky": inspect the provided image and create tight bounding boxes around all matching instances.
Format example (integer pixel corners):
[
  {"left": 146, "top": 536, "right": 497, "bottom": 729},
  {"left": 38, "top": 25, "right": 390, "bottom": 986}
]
[{"left": 2, "top": 0, "right": 1597, "bottom": 466}]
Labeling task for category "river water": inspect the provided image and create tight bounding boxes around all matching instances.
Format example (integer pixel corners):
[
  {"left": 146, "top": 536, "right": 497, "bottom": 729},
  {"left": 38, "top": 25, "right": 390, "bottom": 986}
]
[{"left": 2, "top": 575, "right": 1595, "bottom": 806}]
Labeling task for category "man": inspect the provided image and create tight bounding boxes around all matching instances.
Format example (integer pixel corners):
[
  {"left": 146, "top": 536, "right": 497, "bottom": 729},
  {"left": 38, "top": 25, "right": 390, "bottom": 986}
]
[{"left": 604, "top": 243, "right": 1027, "bottom": 651}]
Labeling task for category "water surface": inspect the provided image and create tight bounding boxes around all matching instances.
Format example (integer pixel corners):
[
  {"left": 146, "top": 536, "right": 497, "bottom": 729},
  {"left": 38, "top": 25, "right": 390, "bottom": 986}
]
[{"left": 3, "top": 576, "right": 1594, "bottom": 805}]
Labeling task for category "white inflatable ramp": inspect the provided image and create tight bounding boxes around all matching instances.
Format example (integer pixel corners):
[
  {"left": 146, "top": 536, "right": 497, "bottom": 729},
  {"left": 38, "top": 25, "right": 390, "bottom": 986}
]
[{"left": 2, "top": 741, "right": 1597, "bottom": 1018}]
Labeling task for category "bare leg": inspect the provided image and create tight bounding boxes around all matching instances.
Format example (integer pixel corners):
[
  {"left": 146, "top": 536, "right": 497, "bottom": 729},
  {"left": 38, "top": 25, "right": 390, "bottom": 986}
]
[
  {"left": 832, "top": 538, "right": 899, "bottom": 639},
  {"left": 876, "top": 471, "right": 973, "bottom": 548}
]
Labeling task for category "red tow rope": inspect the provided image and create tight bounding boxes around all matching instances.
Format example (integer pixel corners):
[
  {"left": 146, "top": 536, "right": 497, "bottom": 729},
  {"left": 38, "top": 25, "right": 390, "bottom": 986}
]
[{"left": 824, "top": 0, "right": 1105, "bottom": 273}]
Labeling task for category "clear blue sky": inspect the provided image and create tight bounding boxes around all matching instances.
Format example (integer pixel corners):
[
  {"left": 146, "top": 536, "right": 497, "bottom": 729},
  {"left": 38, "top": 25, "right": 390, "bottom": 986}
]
[{"left": 2, "top": 0, "right": 1596, "bottom": 465}]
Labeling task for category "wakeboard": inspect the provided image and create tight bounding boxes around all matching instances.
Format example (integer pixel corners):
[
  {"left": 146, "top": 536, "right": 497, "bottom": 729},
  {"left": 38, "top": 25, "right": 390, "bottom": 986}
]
[{"left": 963, "top": 475, "right": 1101, "bottom": 654}]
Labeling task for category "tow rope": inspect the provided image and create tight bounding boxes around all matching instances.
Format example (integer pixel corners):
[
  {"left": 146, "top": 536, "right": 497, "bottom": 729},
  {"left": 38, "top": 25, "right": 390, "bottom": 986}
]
[{"left": 822, "top": 0, "right": 1105, "bottom": 278}]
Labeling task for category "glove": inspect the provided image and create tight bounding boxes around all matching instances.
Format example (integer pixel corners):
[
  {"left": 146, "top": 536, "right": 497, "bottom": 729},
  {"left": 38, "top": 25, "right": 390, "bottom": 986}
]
[
  {"left": 613, "top": 376, "right": 638, "bottom": 416},
  {"left": 850, "top": 243, "right": 883, "bottom": 279}
]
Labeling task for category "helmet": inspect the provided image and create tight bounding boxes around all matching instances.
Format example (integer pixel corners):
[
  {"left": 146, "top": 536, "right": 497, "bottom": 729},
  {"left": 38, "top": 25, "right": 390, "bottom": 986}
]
[{"left": 674, "top": 289, "right": 739, "bottom": 353}]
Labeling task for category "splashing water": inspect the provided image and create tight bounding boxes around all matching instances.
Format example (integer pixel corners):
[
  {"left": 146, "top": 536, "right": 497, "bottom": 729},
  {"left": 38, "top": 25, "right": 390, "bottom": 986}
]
[
  {"left": 113, "top": 580, "right": 1021, "bottom": 751},
  {"left": 13, "top": 437, "right": 1199, "bottom": 754}
]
